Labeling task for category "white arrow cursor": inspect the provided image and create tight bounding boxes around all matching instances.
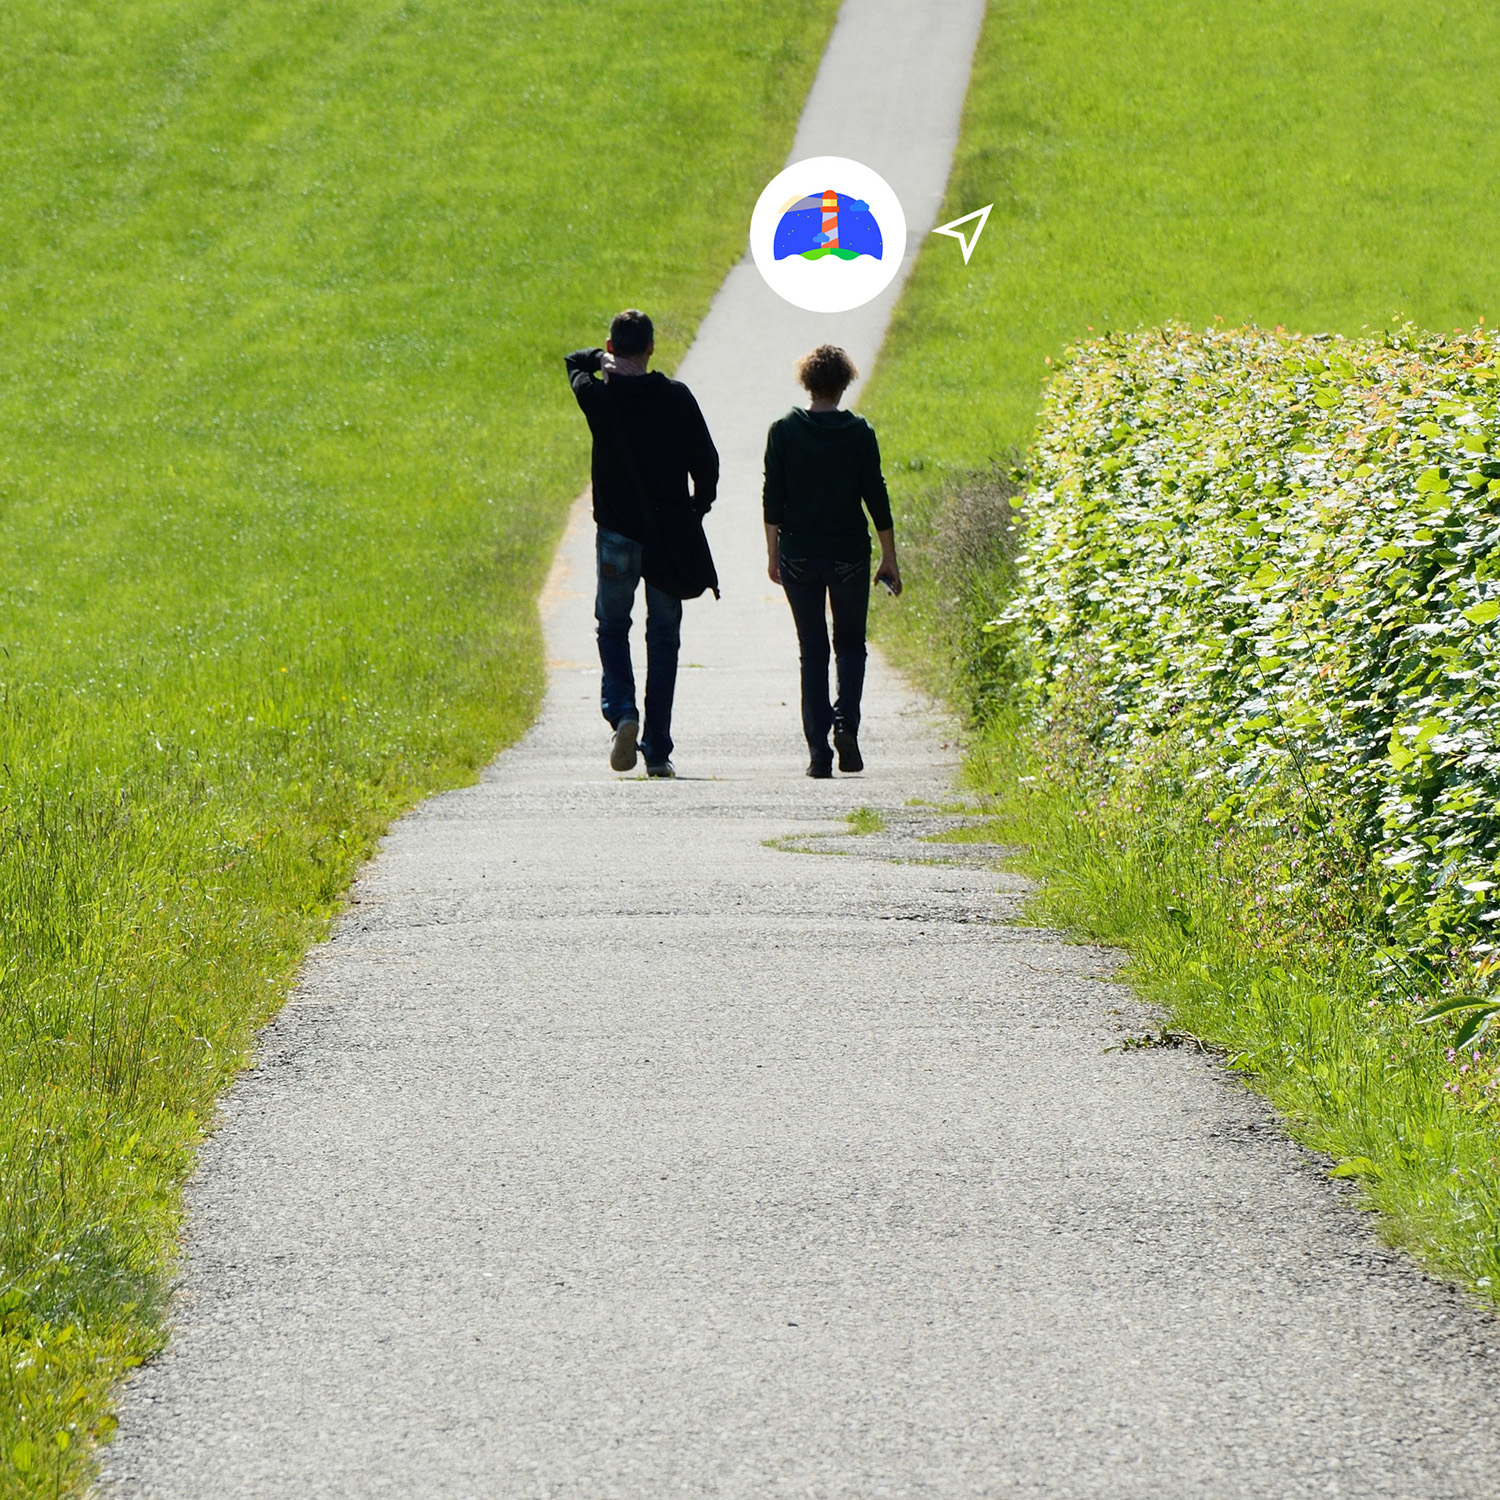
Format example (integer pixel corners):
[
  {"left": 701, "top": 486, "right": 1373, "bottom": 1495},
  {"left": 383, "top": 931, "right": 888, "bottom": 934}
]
[{"left": 932, "top": 203, "right": 993, "bottom": 265}]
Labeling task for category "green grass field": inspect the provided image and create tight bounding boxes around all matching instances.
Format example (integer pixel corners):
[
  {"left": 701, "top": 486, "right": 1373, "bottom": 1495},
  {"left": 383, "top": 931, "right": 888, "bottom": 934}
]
[
  {"left": 867, "top": 0, "right": 1500, "bottom": 477},
  {"left": 862, "top": 0, "right": 1500, "bottom": 1298},
  {"left": 0, "top": 1, "right": 837, "bottom": 1488}
]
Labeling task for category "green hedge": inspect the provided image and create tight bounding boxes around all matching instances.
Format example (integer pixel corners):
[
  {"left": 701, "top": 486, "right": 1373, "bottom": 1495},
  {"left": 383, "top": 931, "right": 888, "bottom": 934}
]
[{"left": 1005, "top": 325, "right": 1500, "bottom": 988}]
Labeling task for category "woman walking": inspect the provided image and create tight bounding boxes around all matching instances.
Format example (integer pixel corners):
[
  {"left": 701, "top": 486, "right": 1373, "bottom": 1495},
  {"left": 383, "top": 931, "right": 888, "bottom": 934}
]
[{"left": 763, "top": 345, "right": 902, "bottom": 778}]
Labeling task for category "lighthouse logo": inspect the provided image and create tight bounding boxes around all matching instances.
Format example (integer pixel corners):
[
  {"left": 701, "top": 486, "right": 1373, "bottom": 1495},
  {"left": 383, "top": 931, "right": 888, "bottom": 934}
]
[
  {"left": 774, "top": 190, "right": 884, "bottom": 262},
  {"left": 751, "top": 156, "right": 906, "bottom": 313}
]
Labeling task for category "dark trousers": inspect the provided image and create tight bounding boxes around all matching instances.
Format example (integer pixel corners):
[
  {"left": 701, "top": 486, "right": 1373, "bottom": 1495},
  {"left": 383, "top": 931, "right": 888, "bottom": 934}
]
[
  {"left": 781, "top": 554, "right": 869, "bottom": 760},
  {"left": 595, "top": 527, "right": 682, "bottom": 765}
]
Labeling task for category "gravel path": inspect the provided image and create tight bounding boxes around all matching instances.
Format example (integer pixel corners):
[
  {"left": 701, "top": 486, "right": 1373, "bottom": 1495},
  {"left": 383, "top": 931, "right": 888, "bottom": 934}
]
[{"left": 102, "top": 2, "right": 1500, "bottom": 1495}]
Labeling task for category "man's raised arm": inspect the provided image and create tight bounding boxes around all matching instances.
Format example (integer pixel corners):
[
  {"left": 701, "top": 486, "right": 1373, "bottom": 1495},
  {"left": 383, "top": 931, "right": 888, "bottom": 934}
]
[{"left": 565, "top": 348, "right": 605, "bottom": 408}]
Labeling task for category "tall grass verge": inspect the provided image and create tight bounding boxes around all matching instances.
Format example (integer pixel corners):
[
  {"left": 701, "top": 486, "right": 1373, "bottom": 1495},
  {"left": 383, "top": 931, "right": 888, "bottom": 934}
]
[
  {"left": 968, "top": 711, "right": 1500, "bottom": 1295},
  {"left": 0, "top": 1, "right": 838, "bottom": 1490}
]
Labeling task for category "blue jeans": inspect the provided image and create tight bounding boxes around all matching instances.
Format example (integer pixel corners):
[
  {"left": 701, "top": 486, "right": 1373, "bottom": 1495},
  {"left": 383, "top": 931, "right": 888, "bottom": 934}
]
[{"left": 595, "top": 527, "right": 682, "bottom": 765}]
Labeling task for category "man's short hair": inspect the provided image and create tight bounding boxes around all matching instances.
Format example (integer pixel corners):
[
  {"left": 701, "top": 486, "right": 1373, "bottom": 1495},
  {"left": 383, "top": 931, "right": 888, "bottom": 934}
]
[
  {"left": 609, "top": 309, "right": 654, "bottom": 357},
  {"left": 796, "top": 344, "right": 858, "bottom": 399}
]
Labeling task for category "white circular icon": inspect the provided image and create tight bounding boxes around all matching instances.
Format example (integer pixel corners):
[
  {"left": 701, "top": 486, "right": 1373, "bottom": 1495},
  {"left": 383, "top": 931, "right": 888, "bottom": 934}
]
[{"left": 750, "top": 156, "right": 907, "bottom": 313}]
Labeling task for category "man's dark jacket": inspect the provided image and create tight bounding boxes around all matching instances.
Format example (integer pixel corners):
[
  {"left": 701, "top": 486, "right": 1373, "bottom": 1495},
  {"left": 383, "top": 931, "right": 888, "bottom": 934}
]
[{"left": 565, "top": 349, "right": 719, "bottom": 544}]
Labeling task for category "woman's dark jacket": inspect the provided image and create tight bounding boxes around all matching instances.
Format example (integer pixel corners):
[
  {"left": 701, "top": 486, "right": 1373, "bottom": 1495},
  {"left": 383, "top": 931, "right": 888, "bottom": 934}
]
[{"left": 762, "top": 407, "right": 893, "bottom": 561}]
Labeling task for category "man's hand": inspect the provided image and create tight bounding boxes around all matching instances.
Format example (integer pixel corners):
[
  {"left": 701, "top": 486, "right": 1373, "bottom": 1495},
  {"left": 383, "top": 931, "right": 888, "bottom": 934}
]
[{"left": 764, "top": 522, "right": 782, "bottom": 585}]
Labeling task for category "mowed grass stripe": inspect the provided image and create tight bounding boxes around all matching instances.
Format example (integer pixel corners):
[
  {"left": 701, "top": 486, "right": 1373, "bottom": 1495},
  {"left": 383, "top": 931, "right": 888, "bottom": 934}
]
[{"left": 0, "top": 2, "right": 838, "bottom": 1490}]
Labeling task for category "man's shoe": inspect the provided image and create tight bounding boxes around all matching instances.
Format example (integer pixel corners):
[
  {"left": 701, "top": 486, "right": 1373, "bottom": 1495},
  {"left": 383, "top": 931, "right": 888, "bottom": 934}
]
[
  {"left": 610, "top": 720, "right": 640, "bottom": 772},
  {"left": 806, "top": 757, "right": 834, "bottom": 779},
  {"left": 646, "top": 760, "right": 676, "bottom": 779},
  {"left": 832, "top": 727, "right": 863, "bottom": 773}
]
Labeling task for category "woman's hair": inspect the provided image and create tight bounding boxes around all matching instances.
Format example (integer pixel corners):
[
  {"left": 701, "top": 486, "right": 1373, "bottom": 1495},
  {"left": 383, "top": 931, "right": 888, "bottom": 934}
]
[{"left": 795, "top": 344, "right": 858, "bottom": 399}]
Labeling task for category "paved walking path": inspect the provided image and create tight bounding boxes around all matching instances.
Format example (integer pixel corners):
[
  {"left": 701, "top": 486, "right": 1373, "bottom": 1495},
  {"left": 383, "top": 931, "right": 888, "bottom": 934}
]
[{"left": 104, "top": 2, "right": 1500, "bottom": 1495}]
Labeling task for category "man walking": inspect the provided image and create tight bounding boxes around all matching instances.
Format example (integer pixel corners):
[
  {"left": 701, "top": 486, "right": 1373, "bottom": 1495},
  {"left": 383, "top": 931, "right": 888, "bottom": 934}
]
[{"left": 566, "top": 310, "right": 719, "bottom": 778}]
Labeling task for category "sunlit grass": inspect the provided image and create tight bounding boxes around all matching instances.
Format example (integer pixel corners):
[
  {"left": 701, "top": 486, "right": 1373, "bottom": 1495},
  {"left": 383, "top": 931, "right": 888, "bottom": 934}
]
[
  {"left": 0, "top": 0, "right": 837, "bottom": 1489},
  {"left": 864, "top": 0, "right": 1500, "bottom": 661}
]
